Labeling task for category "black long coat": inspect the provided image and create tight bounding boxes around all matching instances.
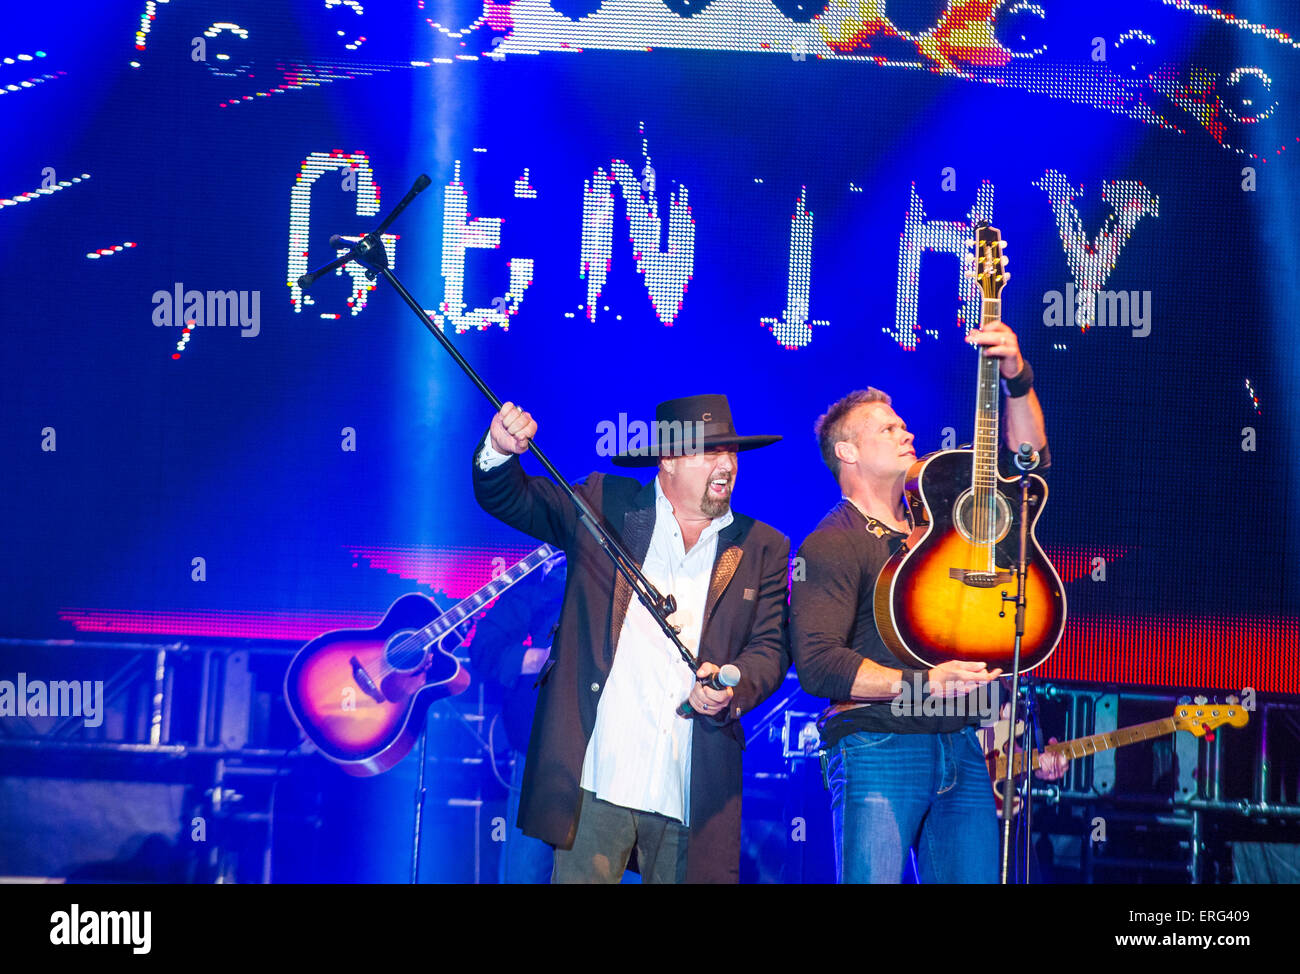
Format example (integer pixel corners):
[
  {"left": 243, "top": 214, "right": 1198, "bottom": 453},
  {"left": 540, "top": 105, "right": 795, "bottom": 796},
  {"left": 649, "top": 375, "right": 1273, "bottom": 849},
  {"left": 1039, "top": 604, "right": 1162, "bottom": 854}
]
[{"left": 472, "top": 441, "right": 791, "bottom": 882}]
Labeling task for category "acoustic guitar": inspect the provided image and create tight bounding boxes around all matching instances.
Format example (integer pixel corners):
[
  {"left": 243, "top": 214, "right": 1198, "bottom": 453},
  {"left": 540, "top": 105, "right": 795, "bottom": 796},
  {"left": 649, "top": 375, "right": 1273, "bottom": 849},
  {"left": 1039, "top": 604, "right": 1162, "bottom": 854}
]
[
  {"left": 284, "top": 544, "right": 560, "bottom": 775},
  {"left": 874, "top": 223, "right": 1066, "bottom": 671}
]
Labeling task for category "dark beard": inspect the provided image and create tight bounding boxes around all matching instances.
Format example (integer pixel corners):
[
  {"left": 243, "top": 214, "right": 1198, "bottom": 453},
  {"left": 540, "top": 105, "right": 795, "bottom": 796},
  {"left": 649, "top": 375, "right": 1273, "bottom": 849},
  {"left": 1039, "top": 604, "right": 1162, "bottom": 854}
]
[{"left": 700, "top": 483, "right": 731, "bottom": 518}]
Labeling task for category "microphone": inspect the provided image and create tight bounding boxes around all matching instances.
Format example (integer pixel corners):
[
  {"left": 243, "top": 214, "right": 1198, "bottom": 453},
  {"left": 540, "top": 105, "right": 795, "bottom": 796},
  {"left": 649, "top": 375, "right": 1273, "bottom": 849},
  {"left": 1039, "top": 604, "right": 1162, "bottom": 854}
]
[
  {"left": 676, "top": 663, "right": 741, "bottom": 718},
  {"left": 1013, "top": 442, "right": 1040, "bottom": 472}
]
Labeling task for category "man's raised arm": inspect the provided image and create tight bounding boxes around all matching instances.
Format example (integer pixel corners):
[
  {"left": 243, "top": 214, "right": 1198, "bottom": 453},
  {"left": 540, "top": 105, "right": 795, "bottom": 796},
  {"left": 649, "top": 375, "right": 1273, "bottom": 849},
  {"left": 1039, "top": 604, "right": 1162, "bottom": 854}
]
[{"left": 472, "top": 402, "right": 583, "bottom": 549}]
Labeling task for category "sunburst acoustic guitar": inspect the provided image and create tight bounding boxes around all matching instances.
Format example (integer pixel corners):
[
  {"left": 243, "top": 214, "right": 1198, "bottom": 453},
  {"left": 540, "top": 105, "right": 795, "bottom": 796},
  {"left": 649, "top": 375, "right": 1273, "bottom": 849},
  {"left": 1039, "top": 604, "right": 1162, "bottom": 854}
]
[
  {"left": 285, "top": 544, "right": 560, "bottom": 775},
  {"left": 874, "top": 223, "right": 1066, "bottom": 671}
]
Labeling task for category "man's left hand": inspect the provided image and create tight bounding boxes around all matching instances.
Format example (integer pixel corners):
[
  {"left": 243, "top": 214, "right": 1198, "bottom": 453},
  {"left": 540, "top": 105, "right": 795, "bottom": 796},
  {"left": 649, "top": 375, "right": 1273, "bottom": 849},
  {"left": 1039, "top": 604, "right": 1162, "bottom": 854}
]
[
  {"left": 688, "top": 661, "right": 734, "bottom": 718},
  {"left": 1036, "top": 739, "right": 1069, "bottom": 781},
  {"left": 521, "top": 646, "right": 551, "bottom": 676},
  {"left": 967, "top": 319, "right": 1025, "bottom": 380}
]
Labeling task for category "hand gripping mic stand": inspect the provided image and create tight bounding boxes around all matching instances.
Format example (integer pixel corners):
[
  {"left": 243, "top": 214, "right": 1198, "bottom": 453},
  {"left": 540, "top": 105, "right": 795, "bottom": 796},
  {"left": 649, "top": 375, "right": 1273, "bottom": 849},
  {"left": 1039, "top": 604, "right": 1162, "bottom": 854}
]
[{"left": 298, "top": 175, "right": 700, "bottom": 881}]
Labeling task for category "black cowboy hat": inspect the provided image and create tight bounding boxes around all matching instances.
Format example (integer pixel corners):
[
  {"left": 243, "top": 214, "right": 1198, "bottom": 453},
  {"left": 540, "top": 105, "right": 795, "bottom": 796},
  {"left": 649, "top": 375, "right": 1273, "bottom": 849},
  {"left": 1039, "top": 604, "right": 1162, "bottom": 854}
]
[{"left": 610, "top": 393, "right": 782, "bottom": 468}]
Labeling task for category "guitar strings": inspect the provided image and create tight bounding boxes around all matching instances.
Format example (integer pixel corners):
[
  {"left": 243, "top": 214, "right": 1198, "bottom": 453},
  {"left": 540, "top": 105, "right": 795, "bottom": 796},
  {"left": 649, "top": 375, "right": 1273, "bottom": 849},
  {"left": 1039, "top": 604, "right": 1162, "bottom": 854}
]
[
  {"left": 372, "top": 549, "right": 554, "bottom": 679},
  {"left": 349, "top": 548, "right": 558, "bottom": 688},
  {"left": 977, "top": 277, "right": 1000, "bottom": 564},
  {"left": 978, "top": 245, "right": 1003, "bottom": 567}
]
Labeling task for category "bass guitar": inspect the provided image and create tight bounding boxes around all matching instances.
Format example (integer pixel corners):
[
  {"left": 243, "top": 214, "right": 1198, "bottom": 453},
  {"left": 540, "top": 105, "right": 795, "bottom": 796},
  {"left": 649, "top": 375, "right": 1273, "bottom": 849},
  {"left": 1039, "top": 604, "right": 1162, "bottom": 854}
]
[
  {"left": 285, "top": 544, "right": 560, "bottom": 775},
  {"left": 875, "top": 223, "right": 1066, "bottom": 671},
  {"left": 982, "top": 697, "right": 1250, "bottom": 816}
]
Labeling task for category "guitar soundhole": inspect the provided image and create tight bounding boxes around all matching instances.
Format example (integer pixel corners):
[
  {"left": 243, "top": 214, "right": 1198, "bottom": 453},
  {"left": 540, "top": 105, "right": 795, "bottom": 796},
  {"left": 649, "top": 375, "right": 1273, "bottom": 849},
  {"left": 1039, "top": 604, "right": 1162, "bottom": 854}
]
[
  {"left": 953, "top": 489, "right": 1013, "bottom": 545},
  {"left": 384, "top": 630, "right": 427, "bottom": 672}
]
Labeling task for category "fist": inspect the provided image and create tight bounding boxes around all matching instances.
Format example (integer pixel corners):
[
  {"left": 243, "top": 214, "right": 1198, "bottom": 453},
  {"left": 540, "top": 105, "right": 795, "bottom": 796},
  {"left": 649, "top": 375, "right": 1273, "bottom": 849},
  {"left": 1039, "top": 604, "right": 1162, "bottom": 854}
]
[
  {"left": 489, "top": 401, "right": 537, "bottom": 455},
  {"left": 687, "top": 661, "right": 734, "bottom": 718},
  {"left": 966, "top": 319, "right": 1025, "bottom": 380},
  {"left": 1036, "top": 738, "right": 1069, "bottom": 781}
]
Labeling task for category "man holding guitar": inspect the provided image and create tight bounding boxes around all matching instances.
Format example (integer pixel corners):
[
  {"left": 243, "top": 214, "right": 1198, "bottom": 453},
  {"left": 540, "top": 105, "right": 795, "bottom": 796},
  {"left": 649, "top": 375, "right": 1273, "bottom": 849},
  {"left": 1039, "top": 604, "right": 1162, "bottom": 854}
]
[{"left": 791, "top": 317, "right": 1068, "bottom": 883}]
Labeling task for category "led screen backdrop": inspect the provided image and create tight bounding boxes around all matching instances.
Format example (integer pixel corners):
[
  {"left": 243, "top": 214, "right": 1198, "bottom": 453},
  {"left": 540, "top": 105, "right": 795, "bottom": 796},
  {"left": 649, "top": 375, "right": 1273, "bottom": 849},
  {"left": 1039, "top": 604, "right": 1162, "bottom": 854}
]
[{"left": 3, "top": 0, "right": 1298, "bottom": 693}]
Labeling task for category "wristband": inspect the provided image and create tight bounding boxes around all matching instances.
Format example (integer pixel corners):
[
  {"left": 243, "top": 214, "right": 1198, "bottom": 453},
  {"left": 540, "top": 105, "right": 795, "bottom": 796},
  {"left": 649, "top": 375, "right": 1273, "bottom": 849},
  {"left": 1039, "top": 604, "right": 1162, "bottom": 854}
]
[{"left": 1002, "top": 359, "right": 1034, "bottom": 398}]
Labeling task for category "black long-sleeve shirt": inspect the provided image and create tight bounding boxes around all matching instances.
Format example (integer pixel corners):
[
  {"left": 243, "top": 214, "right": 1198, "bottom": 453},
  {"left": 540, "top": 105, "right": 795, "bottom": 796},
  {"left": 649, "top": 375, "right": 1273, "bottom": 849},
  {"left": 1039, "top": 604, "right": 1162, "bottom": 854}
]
[
  {"left": 792, "top": 447, "right": 1049, "bottom": 747},
  {"left": 791, "top": 500, "right": 977, "bottom": 745}
]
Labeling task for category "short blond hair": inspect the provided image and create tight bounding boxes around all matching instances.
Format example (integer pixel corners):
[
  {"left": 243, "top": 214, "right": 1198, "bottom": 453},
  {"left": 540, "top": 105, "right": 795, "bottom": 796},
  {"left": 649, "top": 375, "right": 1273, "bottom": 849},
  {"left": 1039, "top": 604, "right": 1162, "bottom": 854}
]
[{"left": 814, "top": 388, "right": 892, "bottom": 481}]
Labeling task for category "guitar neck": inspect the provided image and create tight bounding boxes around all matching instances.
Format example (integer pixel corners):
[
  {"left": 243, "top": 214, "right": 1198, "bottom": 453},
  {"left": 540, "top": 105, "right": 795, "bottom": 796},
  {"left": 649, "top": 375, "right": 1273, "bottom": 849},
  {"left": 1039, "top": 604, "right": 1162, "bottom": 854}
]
[
  {"left": 973, "top": 295, "right": 1002, "bottom": 489},
  {"left": 417, "top": 545, "right": 559, "bottom": 644},
  {"left": 1015, "top": 716, "right": 1178, "bottom": 777}
]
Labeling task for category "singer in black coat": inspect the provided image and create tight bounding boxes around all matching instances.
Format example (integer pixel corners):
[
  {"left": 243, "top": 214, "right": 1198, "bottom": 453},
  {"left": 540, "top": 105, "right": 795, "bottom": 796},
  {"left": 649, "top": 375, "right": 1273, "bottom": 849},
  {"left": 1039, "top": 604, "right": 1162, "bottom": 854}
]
[{"left": 472, "top": 440, "right": 791, "bottom": 883}]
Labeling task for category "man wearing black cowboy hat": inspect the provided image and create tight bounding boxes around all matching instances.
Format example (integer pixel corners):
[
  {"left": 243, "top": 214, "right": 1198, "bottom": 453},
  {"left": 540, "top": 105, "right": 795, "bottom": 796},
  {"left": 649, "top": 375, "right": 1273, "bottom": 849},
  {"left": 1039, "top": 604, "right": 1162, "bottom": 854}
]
[{"left": 472, "top": 394, "right": 791, "bottom": 883}]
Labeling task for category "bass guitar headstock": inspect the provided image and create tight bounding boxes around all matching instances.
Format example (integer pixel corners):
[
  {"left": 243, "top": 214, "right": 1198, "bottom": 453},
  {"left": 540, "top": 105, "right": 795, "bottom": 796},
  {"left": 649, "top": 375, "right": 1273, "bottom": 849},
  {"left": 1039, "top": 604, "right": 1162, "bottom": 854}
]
[{"left": 1173, "top": 697, "right": 1250, "bottom": 738}]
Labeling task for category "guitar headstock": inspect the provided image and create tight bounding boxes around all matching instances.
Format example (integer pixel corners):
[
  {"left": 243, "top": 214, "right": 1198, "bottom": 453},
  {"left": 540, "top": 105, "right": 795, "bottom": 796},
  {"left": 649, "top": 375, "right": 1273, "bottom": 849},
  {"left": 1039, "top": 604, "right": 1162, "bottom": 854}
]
[
  {"left": 1173, "top": 698, "right": 1250, "bottom": 737},
  {"left": 972, "top": 222, "right": 1009, "bottom": 300}
]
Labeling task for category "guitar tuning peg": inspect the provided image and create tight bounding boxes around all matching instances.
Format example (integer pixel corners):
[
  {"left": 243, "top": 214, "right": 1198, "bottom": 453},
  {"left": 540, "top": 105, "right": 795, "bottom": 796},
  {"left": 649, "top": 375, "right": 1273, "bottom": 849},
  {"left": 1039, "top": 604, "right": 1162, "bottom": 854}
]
[
  {"left": 1226, "top": 694, "right": 1239, "bottom": 705},
  {"left": 1194, "top": 695, "right": 1207, "bottom": 706},
  {"left": 1177, "top": 695, "right": 1191, "bottom": 705}
]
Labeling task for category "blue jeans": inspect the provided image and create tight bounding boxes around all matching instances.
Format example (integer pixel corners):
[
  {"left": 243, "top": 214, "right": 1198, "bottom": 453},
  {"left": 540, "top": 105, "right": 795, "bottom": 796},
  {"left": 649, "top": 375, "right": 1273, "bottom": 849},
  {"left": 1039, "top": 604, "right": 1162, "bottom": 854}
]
[{"left": 824, "top": 727, "right": 998, "bottom": 884}]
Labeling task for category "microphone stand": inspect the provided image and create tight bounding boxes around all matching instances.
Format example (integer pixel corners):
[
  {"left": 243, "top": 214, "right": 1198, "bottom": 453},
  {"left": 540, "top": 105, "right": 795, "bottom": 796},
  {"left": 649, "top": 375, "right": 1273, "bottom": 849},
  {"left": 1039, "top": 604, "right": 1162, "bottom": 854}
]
[
  {"left": 1019, "top": 679, "right": 1041, "bottom": 883},
  {"left": 410, "top": 708, "right": 430, "bottom": 884},
  {"left": 997, "top": 443, "right": 1039, "bottom": 884},
  {"left": 298, "top": 175, "right": 698, "bottom": 674}
]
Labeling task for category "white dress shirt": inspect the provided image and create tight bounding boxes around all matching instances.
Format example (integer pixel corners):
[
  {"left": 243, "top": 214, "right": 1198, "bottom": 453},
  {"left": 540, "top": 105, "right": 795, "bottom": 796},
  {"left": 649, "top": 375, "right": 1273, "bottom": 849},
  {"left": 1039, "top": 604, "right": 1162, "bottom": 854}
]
[{"left": 477, "top": 434, "right": 730, "bottom": 824}]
